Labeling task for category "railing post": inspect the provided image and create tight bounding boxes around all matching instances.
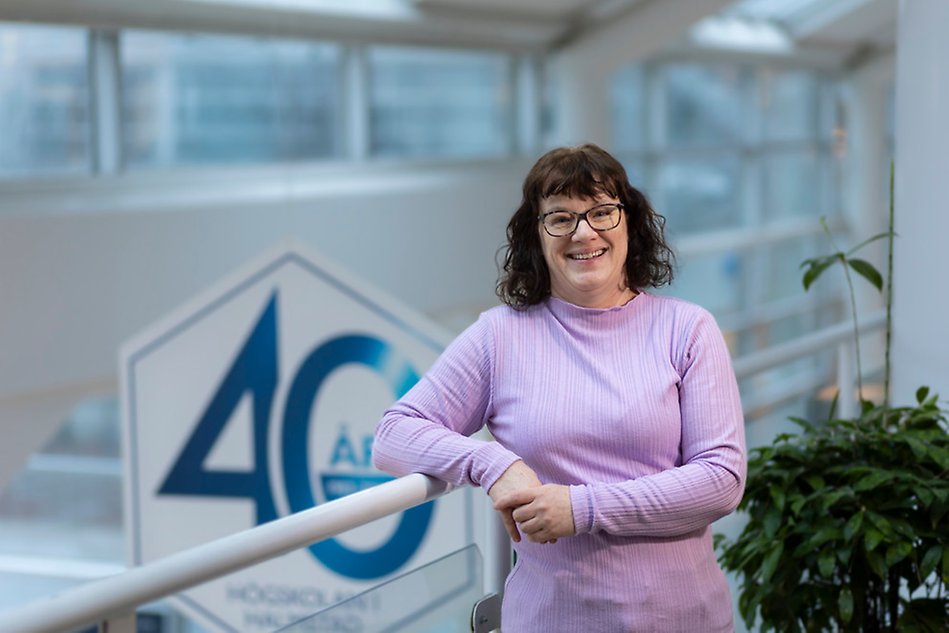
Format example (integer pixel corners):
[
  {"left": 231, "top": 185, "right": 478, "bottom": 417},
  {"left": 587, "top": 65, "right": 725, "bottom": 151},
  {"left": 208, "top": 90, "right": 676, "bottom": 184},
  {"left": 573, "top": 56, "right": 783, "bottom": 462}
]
[
  {"left": 837, "top": 340, "right": 856, "bottom": 419},
  {"left": 483, "top": 507, "right": 512, "bottom": 598}
]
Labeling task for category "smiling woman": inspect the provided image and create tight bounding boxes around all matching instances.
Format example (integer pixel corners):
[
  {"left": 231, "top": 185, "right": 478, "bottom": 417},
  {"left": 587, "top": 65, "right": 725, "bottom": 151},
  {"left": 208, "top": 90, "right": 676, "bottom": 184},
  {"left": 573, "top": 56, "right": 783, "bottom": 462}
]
[{"left": 373, "top": 144, "right": 747, "bottom": 632}]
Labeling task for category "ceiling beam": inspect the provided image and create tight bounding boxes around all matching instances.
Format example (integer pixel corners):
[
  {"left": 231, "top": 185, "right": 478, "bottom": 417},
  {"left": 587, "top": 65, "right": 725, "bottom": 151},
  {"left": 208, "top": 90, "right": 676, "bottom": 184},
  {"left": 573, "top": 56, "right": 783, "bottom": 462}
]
[{"left": 0, "top": 0, "right": 559, "bottom": 51}]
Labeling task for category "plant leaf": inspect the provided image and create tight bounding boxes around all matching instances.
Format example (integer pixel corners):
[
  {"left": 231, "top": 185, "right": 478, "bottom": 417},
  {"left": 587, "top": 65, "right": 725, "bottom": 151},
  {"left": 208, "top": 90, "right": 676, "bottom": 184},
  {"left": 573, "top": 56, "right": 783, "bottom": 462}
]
[
  {"left": 818, "top": 548, "right": 836, "bottom": 578},
  {"left": 943, "top": 546, "right": 949, "bottom": 584},
  {"left": 801, "top": 256, "right": 837, "bottom": 291},
  {"left": 838, "top": 587, "right": 854, "bottom": 624},
  {"left": 865, "top": 527, "right": 885, "bottom": 552},
  {"left": 905, "top": 436, "right": 929, "bottom": 461},
  {"left": 760, "top": 541, "right": 784, "bottom": 583},
  {"left": 855, "top": 470, "right": 893, "bottom": 491},
  {"left": 866, "top": 549, "right": 887, "bottom": 579},
  {"left": 848, "top": 258, "right": 884, "bottom": 292},
  {"left": 916, "top": 385, "right": 930, "bottom": 404},
  {"left": 846, "top": 231, "right": 895, "bottom": 255},
  {"left": 843, "top": 511, "right": 864, "bottom": 542},
  {"left": 885, "top": 541, "right": 913, "bottom": 567},
  {"left": 920, "top": 545, "right": 942, "bottom": 580},
  {"left": 769, "top": 485, "right": 786, "bottom": 511},
  {"left": 763, "top": 507, "right": 782, "bottom": 538}
]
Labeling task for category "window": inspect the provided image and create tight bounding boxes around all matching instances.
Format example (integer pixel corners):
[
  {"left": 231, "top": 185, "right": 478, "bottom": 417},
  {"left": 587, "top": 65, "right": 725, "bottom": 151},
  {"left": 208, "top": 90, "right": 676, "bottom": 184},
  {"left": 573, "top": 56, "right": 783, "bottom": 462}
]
[
  {"left": 611, "top": 59, "right": 845, "bottom": 346},
  {"left": 0, "top": 24, "right": 91, "bottom": 177},
  {"left": 121, "top": 31, "right": 340, "bottom": 168},
  {"left": 658, "top": 154, "right": 744, "bottom": 235},
  {"left": 368, "top": 46, "right": 512, "bottom": 159},
  {"left": 762, "top": 69, "right": 819, "bottom": 142},
  {"left": 661, "top": 63, "right": 748, "bottom": 147}
]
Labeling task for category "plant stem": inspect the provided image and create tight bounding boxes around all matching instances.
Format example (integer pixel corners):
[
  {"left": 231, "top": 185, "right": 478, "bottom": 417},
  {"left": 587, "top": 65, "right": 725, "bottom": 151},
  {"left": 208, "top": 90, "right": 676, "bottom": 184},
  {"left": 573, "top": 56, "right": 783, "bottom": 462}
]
[
  {"left": 884, "top": 161, "right": 895, "bottom": 410},
  {"left": 821, "top": 218, "right": 865, "bottom": 404},
  {"left": 841, "top": 256, "right": 865, "bottom": 403}
]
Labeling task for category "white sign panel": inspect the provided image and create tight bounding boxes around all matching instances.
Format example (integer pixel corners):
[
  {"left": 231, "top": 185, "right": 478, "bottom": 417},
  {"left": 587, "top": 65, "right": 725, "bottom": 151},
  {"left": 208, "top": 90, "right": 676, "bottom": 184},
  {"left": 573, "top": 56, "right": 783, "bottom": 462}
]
[{"left": 121, "top": 242, "right": 475, "bottom": 632}]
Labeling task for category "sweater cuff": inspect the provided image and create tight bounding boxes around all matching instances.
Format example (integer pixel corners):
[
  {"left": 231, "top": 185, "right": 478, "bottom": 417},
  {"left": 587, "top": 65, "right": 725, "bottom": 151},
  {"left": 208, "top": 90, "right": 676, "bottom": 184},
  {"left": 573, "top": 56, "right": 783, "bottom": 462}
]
[
  {"left": 569, "top": 484, "right": 594, "bottom": 535},
  {"left": 473, "top": 442, "right": 522, "bottom": 492}
]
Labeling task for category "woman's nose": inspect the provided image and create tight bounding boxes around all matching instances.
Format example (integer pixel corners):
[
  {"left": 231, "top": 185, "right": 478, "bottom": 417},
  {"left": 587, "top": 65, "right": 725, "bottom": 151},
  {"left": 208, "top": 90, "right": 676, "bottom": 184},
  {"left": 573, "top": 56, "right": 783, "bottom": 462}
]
[{"left": 572, "top": 216, "right": 598, "bottom": 240}]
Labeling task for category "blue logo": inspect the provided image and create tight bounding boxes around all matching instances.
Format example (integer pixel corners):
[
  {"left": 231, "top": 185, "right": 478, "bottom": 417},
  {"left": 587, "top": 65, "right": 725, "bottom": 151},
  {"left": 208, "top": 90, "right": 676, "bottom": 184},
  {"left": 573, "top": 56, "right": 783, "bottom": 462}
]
[{"left": 158, "top": 293, "right": 434, "bottom": 579}]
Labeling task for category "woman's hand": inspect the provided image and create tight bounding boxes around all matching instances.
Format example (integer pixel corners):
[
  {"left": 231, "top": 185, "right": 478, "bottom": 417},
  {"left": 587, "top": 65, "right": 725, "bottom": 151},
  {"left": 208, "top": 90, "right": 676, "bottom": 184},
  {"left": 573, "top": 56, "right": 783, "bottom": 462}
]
[
  {"left": 495, "top": 484, "right": 575, "bottom": 544},
  {"left": 487, "top": 461, "right": 542, "bottom": 542}
]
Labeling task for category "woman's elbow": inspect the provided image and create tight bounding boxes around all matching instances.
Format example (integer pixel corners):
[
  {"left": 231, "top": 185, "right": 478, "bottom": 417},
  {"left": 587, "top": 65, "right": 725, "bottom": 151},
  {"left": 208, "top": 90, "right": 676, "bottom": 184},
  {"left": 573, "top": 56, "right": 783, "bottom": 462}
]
[
  {"left": 720, "top": 468, "right": 745, "bottom": 515},
  {"left": 371, "top": 416, "right": 402, "bottom": 475}
]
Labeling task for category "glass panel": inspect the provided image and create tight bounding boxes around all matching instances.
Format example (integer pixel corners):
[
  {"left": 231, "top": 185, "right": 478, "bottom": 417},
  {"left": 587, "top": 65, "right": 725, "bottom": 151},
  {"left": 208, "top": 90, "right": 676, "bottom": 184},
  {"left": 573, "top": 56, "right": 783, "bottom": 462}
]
[
  {"left": 280, "top": 545, "right": 482, "bottom": 633},
  {"left": 611, "top": 65, "right": 645, "bottom": 152},
  {"left": 661, "top": 64, "right": 746, "bottom": 147},
  {"left": 0, "top": 23, "right": 91, "bottom": 177},
  {"left": 762, "top": 147, "right": 822, "bottom": 220},
  {"left": 670, "top": 250, "right": 745, "bottom": 321},
  {"left": 658, "top": 154, "right": 743, "bottom": 235},
  {"left": 121, "top": 31, "right": 339, "bottom": 168},
  {"left": 368, "top": 46, "right": 511, "bottom": 159},
  {"left": 617, "top": 155, "right": 647, "bottom": 190},
  {"left": 0, "top": 398, "right": 122, "bottom": 564},
  {"left": 759, "top": 235, "right": 825, "bottom": 303},
  {"left": 762, "top": 69, "right": 818, "bottom": 141}
]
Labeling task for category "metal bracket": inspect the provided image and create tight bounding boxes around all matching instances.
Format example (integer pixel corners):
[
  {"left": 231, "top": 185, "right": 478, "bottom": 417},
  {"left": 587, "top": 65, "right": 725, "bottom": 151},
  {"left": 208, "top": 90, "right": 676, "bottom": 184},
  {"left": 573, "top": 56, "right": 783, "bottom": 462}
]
[
  {"left": 471, "top": 593, "right": 501, "bottom": 633},
  {"left": 98, "top": 612, "right": 136, "bottom": 633}
]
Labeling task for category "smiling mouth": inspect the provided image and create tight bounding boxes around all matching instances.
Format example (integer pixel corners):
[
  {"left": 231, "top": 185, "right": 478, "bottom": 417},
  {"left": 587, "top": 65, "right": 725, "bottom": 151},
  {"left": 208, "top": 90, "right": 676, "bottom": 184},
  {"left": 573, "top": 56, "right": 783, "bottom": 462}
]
[{"left": 569, "top": 248, "right": 606, "bottom": 261}]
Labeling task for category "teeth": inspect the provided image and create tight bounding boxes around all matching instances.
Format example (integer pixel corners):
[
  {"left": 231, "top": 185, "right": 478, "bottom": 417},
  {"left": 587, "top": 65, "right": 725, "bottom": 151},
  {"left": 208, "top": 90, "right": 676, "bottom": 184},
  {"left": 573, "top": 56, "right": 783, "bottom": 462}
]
[{"left": 570, "top": 249, "right": 605, "bottom": 260}]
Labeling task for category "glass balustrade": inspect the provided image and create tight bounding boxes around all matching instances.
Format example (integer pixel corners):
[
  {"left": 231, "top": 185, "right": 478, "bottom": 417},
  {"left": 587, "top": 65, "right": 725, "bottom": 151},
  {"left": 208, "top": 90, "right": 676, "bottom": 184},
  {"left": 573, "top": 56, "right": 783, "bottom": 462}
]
[{"left": 279, "top": 545, "right": 483, "bottom": 633}]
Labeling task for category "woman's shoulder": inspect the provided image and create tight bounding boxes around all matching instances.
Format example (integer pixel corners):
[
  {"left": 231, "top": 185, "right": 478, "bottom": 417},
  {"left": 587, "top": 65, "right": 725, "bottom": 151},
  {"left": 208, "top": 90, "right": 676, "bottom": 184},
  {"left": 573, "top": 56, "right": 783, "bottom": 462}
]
[
  {"left": 463, "top": 302, "right": 548, "bottom": 345},
  {"left": 640, "top": 292, "right": 714, "bottom": 323},
  {"left": 478, "top": 302, "right": 545, "bottom": 324}
]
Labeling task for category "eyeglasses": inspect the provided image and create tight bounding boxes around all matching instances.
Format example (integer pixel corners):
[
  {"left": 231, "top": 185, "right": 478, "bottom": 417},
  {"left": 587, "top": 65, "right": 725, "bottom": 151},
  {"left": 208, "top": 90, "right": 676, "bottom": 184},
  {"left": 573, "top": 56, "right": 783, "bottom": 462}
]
[{"left": 538, "top": 203, "right": 624, "bottom": 237}]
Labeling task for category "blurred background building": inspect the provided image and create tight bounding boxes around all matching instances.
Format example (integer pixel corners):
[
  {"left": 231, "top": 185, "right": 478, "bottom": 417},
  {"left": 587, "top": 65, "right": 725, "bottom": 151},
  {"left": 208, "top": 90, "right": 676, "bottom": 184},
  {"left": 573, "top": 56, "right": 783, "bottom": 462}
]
[{"left": 1, "top": 0, "right": 945, "bottom": 630}]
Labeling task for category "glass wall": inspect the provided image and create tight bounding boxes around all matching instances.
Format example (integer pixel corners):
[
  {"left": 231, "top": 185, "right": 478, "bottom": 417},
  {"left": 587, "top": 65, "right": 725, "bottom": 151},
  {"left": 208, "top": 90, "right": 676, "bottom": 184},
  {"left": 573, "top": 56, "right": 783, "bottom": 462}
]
[
  {"left": 0, "top": 22, "right": 520, "bottom": 178},
  {"left": 121, "top": 31, "right": 341, "bottom": 168},
  {"left": 612, "top": 60, "right": 847, "bottom": 355},
  {"left": 0, "top": 24, "right": 91, "bottom": 177},
  {"left": 368, "top": 46, "right": 512, "bottom": 159}
]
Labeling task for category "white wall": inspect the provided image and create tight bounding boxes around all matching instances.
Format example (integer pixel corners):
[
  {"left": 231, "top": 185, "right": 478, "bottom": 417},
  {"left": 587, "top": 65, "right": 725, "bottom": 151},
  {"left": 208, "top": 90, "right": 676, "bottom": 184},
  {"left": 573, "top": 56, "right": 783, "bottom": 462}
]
[
  {"left": 892, "top": 0, "right": 949, "bottom": 403},
  {"left": 0, "top": 159, "right": 529, "bottom": 486}
]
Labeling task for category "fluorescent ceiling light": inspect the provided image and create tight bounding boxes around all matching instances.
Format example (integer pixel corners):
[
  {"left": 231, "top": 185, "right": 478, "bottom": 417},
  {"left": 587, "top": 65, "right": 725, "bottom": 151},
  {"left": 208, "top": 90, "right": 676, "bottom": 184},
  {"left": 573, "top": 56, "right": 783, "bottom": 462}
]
[{"left": 690, "top": 16, "right": 795, "bottom": 53}]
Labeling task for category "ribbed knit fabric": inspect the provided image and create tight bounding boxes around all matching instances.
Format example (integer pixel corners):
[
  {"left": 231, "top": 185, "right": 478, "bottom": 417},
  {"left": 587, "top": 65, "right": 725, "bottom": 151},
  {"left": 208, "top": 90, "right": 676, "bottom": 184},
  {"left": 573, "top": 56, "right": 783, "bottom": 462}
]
[{"left": 373, "top": 292, "right": 746, "bottom": 632}]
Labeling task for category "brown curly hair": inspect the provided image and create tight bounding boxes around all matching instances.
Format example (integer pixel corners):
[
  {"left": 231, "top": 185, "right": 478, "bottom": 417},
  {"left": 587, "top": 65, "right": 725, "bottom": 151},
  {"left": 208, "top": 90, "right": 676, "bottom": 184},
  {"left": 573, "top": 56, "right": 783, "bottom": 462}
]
[{"left": 497, "top": 144, "right": 675, "bottom": 307}]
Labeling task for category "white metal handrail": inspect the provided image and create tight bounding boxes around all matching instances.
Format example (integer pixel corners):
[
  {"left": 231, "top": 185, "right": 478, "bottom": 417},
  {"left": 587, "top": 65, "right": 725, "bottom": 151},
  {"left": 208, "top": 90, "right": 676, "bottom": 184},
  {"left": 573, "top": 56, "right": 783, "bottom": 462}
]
[
  {"left": 0, "top": 473, "right": 452, "bottom": 633},
  {"left": 732, "top": 310, "right": 886, "bottom": 380},
  {"left": 733, "top": 310, "right": 887, "bottom": 419}
]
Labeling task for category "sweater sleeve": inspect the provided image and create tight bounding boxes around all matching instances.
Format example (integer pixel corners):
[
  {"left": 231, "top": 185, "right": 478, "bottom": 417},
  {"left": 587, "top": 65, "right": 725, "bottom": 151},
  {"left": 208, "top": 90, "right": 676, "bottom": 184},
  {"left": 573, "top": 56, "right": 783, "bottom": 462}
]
[
  {"left": 373, "top": 313, "right": 522, "bottom": 493},
  {"left": 569, "top": 310, "right": 747, "bottom": 537}
]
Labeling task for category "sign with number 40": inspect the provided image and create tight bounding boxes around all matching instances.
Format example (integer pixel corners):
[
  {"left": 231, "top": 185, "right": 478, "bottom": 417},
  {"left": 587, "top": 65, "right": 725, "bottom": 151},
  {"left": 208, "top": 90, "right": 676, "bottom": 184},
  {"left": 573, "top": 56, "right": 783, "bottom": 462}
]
[{"left": 121, "top": 242, "right": 473, "bottom": 632}]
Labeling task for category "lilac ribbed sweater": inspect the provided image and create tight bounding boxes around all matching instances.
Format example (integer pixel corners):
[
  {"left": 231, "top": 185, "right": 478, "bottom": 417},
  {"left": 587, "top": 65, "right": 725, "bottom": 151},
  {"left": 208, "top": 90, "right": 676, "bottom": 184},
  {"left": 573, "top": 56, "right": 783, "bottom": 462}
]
[{"left": 373, "top": 293, "right": 746, "bottom": 632}]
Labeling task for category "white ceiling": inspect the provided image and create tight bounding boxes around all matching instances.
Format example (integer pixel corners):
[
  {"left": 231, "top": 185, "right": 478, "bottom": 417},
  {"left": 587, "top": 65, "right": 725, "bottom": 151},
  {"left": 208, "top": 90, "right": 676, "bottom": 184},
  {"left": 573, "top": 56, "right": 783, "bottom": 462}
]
[{"left": 0, "top": 0, "right": 896, "bottom": 61}]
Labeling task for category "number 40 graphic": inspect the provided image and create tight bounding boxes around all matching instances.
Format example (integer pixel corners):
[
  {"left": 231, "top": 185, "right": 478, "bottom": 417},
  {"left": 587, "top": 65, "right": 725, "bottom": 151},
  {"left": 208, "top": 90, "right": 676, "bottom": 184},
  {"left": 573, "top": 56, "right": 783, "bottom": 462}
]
[{"left": 158, "top": 293, "right": 434, "bottom": 579}]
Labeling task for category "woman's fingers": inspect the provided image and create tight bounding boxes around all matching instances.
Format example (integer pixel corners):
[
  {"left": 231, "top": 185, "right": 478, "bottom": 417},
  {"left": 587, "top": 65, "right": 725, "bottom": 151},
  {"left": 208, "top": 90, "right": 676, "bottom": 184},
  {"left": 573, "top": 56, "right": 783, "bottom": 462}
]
[{"left": 499, "top": 507, "right": 521, "bottom": 542}]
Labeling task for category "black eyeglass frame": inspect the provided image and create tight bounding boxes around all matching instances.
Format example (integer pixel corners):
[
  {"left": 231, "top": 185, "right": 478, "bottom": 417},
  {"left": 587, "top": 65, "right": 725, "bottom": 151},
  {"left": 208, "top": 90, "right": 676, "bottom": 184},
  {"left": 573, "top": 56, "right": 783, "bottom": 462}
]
[{"left": 538, "top": 203, "right": 625, "bottom": 237}]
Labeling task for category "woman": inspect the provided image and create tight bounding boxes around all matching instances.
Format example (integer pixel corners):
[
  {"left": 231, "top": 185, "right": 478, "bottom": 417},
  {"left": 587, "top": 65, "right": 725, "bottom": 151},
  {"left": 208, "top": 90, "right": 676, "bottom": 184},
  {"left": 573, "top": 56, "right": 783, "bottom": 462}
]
[{"left": 373, "top": 144, "right": 746, "bottom": 632}]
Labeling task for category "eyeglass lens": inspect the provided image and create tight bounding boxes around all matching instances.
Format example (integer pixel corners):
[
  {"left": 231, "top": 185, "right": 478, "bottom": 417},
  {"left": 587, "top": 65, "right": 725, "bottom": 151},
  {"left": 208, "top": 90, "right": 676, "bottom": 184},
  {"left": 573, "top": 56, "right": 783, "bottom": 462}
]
[{"left": 542, "top": 204, "right": 621, "bottom": 237}]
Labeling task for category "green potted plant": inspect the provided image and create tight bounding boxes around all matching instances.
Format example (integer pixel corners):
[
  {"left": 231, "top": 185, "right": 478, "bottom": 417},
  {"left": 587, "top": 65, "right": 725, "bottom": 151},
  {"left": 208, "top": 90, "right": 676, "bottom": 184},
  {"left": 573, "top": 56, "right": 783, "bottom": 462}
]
[{"left": 716, "top": 169, "right": 949, "bottom": 632}]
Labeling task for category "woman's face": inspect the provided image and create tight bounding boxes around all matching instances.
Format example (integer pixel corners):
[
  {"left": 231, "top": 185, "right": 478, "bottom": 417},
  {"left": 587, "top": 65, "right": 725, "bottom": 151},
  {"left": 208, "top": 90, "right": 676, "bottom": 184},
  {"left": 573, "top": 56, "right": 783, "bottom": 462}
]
[{"left": 538, "top": 193, "right": 631, "bottom": 308}]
